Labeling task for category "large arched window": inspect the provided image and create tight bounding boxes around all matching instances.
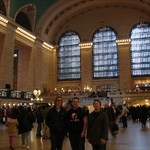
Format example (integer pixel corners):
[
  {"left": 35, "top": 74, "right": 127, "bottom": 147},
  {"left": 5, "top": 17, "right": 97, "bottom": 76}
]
[
  {"left": 58, "top": 31, "right": 81, "bottom": 80},
  {"left": 93, "top": 27, "right": 119, "bottom": 78},
  {"left": 130, "top": 22, "right": 150, "bottom": 76},
  {"left": 0, "top": 0, "right": 6, "bottom": 15},
  {"left": 16, "top": 12, "right": 32, "bottom": 31}
]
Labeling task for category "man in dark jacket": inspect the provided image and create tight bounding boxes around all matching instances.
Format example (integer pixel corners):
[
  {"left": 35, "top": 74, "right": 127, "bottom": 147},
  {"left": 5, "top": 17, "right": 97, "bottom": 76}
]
[
  {"left": 87, "top": 99, "right": 108, "bottom": 150},
  {"left": 46, "top": 96, "right": 66, "bottom": 150},
  {"left": 17, "top": 106, "right": 34, "bottom": 149},
  {"left": 36, "top": 107, "right": 43, "bottom": 137}
]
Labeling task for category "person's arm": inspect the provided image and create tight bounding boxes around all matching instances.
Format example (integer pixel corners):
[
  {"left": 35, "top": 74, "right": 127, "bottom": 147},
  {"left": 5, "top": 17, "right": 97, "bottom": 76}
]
[
  {"left": 101, "top": 112, "right": 109, "bottom": 142},
  {"left": 46, "top": 109, "right": 52, "bottom": 128},
  {"left": 81, "top": 116, "right": 87, "bottom": 137}
]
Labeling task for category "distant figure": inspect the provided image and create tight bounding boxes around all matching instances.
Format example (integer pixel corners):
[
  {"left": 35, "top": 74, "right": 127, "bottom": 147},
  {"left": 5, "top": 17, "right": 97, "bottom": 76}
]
[
  {"left": 140, "top": 105, "right": 148, "bottom": 127},
  {"left": 42, "top": 104, "right": 50, "bottom": 139},
  {"left": 17, "top": 106, "right": 34, "bottom": 149},
  {"left": 121, "top": 104, "right": 129, "bottom": 128},
  {"left": 36, "top": 107, "right": 44, "bottom": 137},
  {"left": 104, "top": 103, "right": 118, "bottom": 137},
  {"left": 6, "top": 108, "right": 18, "bottom": 150}
]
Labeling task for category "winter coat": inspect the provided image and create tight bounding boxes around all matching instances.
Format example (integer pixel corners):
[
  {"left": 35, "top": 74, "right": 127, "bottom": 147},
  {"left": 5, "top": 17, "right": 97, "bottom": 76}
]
[
  {"left": 87, "top": 109, "right": 109, "bottom": 145},
  {"left": 17, "top": 107, "right": 33, "bottom": 134},
  {"left": 46, "top": 106, "right": 66, "bottom": 134},
  {"left": 6, "top": 117, "right": 19, "bottom": 136}
]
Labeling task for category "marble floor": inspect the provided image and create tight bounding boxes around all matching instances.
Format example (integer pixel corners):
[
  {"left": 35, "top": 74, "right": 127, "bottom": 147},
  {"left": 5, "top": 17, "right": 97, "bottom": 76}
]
[{"left": 0, "top": 119, "right": 150, "bottom": 150}]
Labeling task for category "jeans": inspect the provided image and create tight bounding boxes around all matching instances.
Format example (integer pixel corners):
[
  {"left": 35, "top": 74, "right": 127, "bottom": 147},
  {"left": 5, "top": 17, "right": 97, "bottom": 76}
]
[
  {"left": 69, "top": 134, "right": 85, "bottom": 150},
  {"left": 37, "top": 122, "right": 42, "bottom": 136},
  {"left": 50, "top": 132, "right": 65, "bottom": 150},
  {"left": 42, "top": 120, "right": 50, "bottom": 138},
  {"left": 21, "top": 131, "right": 31, "bottom": 146},
  {"left": 122, "top": 115, "right": 127, "bottom": 127}
]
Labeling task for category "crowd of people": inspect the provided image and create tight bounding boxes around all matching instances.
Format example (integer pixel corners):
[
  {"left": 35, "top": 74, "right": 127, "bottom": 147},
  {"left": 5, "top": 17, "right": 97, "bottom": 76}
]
[{"left": 0, "top": 96, "right": 150, "bottom": 150}]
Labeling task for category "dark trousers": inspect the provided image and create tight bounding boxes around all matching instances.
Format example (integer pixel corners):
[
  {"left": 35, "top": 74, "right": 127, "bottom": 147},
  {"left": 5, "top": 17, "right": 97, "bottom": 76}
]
[
  {"left": 92, "top": 144, "right": 106, "bottom": 150},
  {"left": 36, "top": 123, "right": 42, "bottom": 136},
  {"left": 50, "top": 133, "right": 65, "bottom": 150},
  {"left": 122, "top": 115, "right": 127, "bottom": 128},
  {"left": 69, "top": 133, "right": 85, "bottom": 150}
]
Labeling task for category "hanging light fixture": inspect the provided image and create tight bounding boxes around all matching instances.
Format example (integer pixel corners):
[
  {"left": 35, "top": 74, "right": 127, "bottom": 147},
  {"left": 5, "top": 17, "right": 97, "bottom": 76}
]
[{"left": 31, "top": 89, "right": 43, "bottom": 102}]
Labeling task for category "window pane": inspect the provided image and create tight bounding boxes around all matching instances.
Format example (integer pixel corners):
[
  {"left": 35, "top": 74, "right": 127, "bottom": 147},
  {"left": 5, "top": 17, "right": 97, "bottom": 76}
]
[
  {"left": 130, "top": 23, "right": 150, "bottom": 76},
  {"left": 58, "top": 32, "right": 81, "bottom": 80},
  {"left": 93, "top": 27, "right": 119, "bottom": 78}
]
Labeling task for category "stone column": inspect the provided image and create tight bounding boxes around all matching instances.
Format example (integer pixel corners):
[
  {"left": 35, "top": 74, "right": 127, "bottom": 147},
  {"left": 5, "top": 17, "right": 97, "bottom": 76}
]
[
  {"left": 80, "top": 44, "right": 93, "bottom": 91},
  {"left": 0, "top": 30, "right": 14, "bottom": 89},
  {"left": 118, "top": 43, "right": 132, "bottom": 90}
]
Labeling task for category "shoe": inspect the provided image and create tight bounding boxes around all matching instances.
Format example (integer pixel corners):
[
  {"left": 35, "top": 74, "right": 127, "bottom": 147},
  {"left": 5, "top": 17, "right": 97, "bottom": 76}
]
[{"left": 26, "top": 145, "right": 30, "bottom": 149}]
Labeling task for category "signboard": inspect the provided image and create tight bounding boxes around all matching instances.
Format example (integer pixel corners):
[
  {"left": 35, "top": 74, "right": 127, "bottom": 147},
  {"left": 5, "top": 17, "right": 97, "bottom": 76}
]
[
  {"left": 10, "top": 90, "right": 22, "bottom": 99},
  {"left": 23, "top": 92, "right": 33, "bottom": 99},
  {"left": 0, "top": 89, "right": 33, "bottom": 100},
  {"left": 0, "top": 89, "right": 10, "bottom": 98}
]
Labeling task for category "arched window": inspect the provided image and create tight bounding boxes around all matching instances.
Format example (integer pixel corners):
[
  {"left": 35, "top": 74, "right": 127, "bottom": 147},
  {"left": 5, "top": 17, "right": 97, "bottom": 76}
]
[
  {"left": 93, "top": 27, "right": 119, "bottom": 78},
  {"left": 130, "top": 22, "right": 150, "bottom": 76},
  {"left": 58, "top": 31, "right": 81, "bottom": 80},
  {"left": 16, "top": 12, "right": 32, "bottom": 31},
  {"left": 0, "top": 0, "right": 6, "bottom": 15}
]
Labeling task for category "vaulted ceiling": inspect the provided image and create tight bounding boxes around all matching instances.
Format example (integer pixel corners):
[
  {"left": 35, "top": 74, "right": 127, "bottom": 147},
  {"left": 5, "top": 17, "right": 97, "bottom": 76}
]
[{"left": 3, "top": 0, "right": 150, "bottom": 43}]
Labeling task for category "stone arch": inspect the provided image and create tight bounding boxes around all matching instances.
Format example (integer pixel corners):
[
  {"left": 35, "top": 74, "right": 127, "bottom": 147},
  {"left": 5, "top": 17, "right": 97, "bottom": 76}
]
[
  {"left": 0, "top": 0, "right": 8, "bottom": 16},
  {"left": 15, "top": 3, "right": 36, "bottom": 32}
]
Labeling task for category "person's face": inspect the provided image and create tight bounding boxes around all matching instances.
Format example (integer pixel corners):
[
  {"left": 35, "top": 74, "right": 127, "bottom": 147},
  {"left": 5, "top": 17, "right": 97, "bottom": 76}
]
[
  {"left": 72, "top": 98, "right": 79, "bottom": 109},
  {"left": 55, "top": 98, "right": 62, "bottom": 107},
  {"left": 93, "top": 101, "right": 101, "bottom": 110}
]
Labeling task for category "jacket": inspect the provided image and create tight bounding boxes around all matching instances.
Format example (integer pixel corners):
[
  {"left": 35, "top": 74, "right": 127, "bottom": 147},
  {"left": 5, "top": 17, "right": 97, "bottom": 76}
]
[
  {"left": 17, "top": 108, "right": 33, "bottom": 134},
  {"left": 87, "top": 109, "right": 108, "bottom": 145},
  {"left": 46, "top": 106, "right": 66, "bottom": 134},
  {"left": 6, "top": 117, "right": 19, "bottom": 136}
]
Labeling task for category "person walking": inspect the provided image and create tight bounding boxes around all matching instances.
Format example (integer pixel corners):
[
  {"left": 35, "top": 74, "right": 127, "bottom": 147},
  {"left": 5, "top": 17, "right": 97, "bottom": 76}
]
[
  {"left": 17, "top": 106, "right": 34, "bottom": 149},
  {"left": 140, "top": 105, "right": 148, "bottom": 127},
  {"left": 36, "top": 107, "right": 44, "bottom": 137},
  {"left": 87, "top": 99, "right": 109, "bottom": 150},
  {"left": 121, "top": 103, "right": 129, "bottom": 128},
  {"left": 104, "top": 103, "right": 118, "bottom": 137},
  {"left": 46, "top": 96, "right": 66, "bottom": 150},
  {"left": 42, "top": 104, "right": 50, "bottom": 139},
  {"left": 6, "top": 108, "right": 19, "bottom": 150},
  {"left": 66, "top": 97, "right": 88, "bottom": 150}
]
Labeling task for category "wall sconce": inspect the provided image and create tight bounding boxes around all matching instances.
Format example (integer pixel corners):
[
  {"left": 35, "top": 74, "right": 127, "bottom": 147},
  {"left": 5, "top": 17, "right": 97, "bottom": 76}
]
[
  {"left": 16, "top": 27, "right": 36, "bottom": 42},
  {"left": 31, "top": 89, "right": 43, "bottom": 102},
  {"left": 42, "top": 42, "right": 54, "bottom": 50},
  {"left": 0, "top": 15, "right": 8, "bottom": 26},
  {"left": 0, "top": 15, "right": 8, "bottom": 23}
]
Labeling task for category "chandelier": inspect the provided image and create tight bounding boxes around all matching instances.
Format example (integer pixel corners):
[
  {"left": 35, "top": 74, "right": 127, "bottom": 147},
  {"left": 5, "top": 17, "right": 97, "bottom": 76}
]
[{"left": 31, "top": 89, "right": 43, "bottom": 102}]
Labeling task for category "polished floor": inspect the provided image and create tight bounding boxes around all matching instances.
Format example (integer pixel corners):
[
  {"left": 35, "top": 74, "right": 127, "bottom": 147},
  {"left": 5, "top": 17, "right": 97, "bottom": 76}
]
[{"left": 0, "top": 119, "right": 150, "bottom": 150}]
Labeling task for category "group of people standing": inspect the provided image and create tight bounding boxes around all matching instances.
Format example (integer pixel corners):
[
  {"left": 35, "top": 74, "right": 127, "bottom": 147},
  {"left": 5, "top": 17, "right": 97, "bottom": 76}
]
[
  {"left": 46, "top": 96, "right": 109, "bottom": 150},
  {"left": 5, "top": 96, "right": 118, "bottom": 150}
]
